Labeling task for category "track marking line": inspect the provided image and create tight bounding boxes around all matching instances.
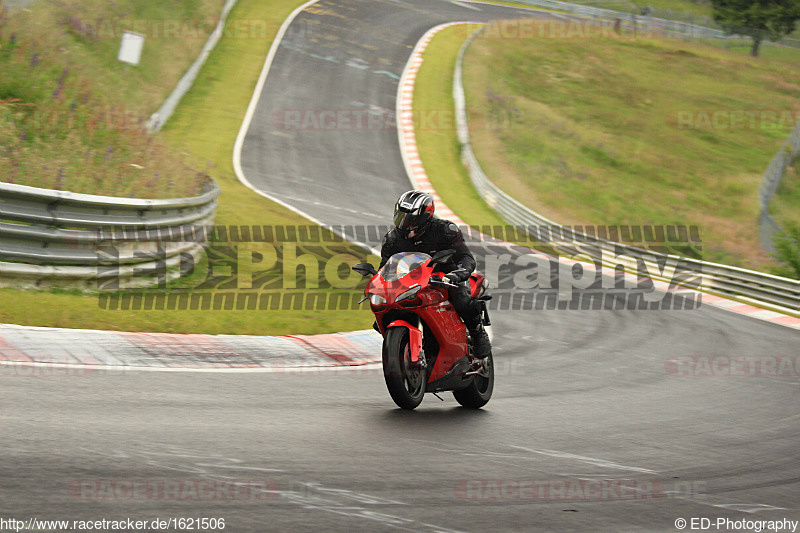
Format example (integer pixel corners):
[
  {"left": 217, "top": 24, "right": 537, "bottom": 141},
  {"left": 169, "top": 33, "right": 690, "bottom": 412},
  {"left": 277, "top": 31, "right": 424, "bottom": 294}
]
[
  {"left": 449, "top": 0, "right": 482, "bottom": 10},
  {"left": 509, "top": 445, "right": 657, "bottom": 474}
]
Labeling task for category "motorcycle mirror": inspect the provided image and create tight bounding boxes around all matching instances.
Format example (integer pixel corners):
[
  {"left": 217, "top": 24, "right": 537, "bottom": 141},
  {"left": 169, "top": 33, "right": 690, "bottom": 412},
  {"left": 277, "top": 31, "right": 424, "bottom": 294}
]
[
  {"left": 352, "top": 263, "right": 377, "bottom": 277},
  {"left": 431, "top": 249, "right": 456, "bottom": 263}
]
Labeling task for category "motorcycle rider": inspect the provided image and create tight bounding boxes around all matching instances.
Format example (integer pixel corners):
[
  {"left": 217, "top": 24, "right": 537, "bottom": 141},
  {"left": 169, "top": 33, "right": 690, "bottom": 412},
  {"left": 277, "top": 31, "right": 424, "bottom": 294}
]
[{"left": 380, "top": 190, "right": 492, "bottom": 358}]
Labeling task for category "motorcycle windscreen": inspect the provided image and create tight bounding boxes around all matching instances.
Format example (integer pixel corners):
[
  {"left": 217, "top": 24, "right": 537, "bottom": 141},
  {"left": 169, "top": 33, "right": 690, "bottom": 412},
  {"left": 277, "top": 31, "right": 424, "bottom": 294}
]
[{"left": 380, "top": 252, "right": 431, "bottom": 282}]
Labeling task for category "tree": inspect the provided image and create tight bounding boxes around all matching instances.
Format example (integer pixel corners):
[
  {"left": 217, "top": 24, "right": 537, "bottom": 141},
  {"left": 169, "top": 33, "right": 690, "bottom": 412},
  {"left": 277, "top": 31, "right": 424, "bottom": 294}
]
[{"left": 709, "top": 0, "right": 800, "bottom": 56}]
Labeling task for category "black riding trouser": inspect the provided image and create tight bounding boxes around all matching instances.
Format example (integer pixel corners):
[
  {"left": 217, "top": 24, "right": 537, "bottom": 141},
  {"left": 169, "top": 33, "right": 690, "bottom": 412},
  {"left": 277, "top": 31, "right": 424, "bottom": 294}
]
[{"left": 448, "top": 282, "right": 482, "bottom": 331}]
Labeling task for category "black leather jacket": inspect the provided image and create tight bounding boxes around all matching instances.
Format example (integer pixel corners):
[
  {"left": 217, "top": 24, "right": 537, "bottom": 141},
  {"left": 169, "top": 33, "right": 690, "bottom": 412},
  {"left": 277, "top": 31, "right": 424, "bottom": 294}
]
[{"left": 379, "top": 218, "right": 476, "bottom": 279}]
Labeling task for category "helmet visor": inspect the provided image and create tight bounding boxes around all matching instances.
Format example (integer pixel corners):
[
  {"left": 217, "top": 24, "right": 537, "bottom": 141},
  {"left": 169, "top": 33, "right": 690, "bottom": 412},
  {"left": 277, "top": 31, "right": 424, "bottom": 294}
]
[{"left": 394, "top": 210, "right": 427, "bottom": 231}]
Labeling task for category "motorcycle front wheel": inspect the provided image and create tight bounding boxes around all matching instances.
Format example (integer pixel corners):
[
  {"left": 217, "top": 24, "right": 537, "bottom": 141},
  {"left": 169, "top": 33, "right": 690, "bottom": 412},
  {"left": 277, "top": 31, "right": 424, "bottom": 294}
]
[{"left": 383, "top": 327, "right": 425, "bottom": 410}]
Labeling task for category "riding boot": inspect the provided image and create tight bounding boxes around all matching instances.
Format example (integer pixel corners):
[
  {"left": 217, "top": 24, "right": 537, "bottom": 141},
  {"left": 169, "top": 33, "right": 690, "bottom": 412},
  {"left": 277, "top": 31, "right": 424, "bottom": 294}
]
[{"left": 469, "top": 323, "right": 491, "bottom": 359}]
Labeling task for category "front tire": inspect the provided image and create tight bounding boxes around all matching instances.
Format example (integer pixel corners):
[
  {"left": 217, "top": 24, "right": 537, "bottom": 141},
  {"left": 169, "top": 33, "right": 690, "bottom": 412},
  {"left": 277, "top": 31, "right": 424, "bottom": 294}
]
[
  {"left": 383, "top": 327, "right": 425, "bottom": 410},
  {"left": 453, "top": 353, "right": 494, "bottom": 408}
]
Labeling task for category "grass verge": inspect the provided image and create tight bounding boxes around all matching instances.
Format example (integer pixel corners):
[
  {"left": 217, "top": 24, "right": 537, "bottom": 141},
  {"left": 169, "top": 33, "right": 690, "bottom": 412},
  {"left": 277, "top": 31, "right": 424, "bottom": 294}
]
[
  {"left": 459, "top": 20, "right": 800, "bottom": 271},
  {"left": 0, "top": 0, "right": 380, "bottom": 335},
  {"left": 0, "top": 0, "right": 227, "bottom": 197},
  {"left": 415, "top": 23, "right": 800, "bottom": 311}
]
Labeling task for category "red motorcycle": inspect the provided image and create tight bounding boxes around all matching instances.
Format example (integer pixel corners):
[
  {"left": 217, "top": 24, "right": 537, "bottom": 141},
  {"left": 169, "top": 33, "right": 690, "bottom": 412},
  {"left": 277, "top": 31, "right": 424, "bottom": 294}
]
[{"left": 353, "top": 250, "right": 494, "bottom": 410}]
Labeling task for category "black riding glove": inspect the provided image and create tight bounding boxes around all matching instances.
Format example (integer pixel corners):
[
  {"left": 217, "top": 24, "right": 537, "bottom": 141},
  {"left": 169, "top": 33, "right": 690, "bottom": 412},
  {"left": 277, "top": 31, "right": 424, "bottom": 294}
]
[{"left": 444, "top": 268, "right": 470, "bottom": 285}]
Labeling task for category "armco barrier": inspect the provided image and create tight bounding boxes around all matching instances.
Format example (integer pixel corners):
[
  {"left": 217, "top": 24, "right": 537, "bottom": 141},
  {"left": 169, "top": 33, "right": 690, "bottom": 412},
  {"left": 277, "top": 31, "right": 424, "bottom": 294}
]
[
  {"left": 453, "top": 27, "right": 800, "bottom": 312},
  {"left": 0, "top": 181, "right": 219, "bottom": 288}
]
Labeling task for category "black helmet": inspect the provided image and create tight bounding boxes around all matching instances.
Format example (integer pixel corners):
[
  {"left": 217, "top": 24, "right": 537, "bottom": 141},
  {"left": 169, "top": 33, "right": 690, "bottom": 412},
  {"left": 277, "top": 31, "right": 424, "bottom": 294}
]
[{"left": 393, "top": 190, "right": 435, "bottom": 238}]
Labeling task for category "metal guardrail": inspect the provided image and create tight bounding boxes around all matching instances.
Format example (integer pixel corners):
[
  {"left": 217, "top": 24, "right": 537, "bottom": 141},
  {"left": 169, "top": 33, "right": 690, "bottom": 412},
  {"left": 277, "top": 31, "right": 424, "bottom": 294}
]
[
  {"left": 0, "top": 181, "right": 219, "bottom": 288},
  {"left": 454, "top": 28, "right": 800, "bottom": 312}
]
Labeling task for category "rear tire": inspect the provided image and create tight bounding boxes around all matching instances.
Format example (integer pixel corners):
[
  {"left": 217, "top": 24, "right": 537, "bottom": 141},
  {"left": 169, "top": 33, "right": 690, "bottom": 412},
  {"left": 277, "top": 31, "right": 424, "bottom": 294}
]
[
  {"left": 383, "top": 327, "right": 425, "bottom": 410},
  {"left": 453, "top": 353, "right": 494, "bottom": 408}
]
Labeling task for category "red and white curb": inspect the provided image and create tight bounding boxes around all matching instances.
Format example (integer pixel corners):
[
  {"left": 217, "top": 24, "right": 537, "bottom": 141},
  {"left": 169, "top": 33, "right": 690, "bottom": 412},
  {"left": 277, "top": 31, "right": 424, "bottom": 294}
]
[
  {"left": 397, "top": 22, "right": 475, "bottom": 227},
  {"left": 395, "top": 23, "right": 800, "bottom": 330},
  {"left": 698, "top": 296, "right": 800, "bottom": 328},
  {"left": 0, "top": 323, "right": 381, "bottom": 373}
]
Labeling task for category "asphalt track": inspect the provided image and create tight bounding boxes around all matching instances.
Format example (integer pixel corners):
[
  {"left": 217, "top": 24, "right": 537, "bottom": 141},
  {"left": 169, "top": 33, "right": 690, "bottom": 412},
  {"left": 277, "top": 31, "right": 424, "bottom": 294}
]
[{"left": 2, "top": 1, "right": 799, "bottom": 532}]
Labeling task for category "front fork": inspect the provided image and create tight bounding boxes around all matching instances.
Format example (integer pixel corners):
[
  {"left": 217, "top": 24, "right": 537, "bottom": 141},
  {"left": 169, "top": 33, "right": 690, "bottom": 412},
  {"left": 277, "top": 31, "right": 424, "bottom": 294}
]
[{"left": 386, "top": 318, "right": 425, "bottom": 368}]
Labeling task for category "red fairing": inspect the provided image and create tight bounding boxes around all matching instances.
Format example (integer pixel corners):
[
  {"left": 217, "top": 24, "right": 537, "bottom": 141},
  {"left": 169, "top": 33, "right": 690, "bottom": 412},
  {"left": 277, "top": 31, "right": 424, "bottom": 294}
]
[
  {"left": 469, "top": 272, "right": 486, "bottom": 298},
  {"left": 387, "top": 320, "right": 422, "bottom": 362},
  {"left": 365, "top": 253, "right": 470, "bottom": 384},
  {"left": 421, "top": 301, "right": 467, "bottom": 382}
]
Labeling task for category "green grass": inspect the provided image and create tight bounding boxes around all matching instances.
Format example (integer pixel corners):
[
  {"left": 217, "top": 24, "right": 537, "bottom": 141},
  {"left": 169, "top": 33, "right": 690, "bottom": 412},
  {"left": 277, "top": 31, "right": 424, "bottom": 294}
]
[
  {"left": 0, "top": 0, "right": 229, "bottom": 198},
  {"left": 1, "top": 0, "right": 225, "bottom": 116},
  {"left": 696, "top": 37, "right": 800, "bottom": 60},
  {"left": 624, "top": 0, "right": 713, "bottom": 19},
  {"left": 0, "top": 0, "right": 381, "bottom": 335},
  {"left": 458, "top": 20, "right": 800, "bottom": 270},
  {"left": 413, "top": 24, "right": 509, "bottom": 234}
]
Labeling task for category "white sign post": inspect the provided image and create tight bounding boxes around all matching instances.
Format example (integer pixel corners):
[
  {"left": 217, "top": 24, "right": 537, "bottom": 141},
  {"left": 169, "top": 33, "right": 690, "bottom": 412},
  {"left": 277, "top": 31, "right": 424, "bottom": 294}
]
[{"left": 117, "top": 31, "right": 145, "bottom": 66}]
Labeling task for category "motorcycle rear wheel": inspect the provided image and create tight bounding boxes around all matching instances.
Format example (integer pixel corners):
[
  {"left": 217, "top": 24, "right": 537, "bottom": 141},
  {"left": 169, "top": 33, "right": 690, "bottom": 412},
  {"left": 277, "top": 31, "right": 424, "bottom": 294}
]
[
  {"left": 383, "top": 327, "right": 426, "bottom": 410},
  {"left": 453, "top": 353, "right": 494, "bottom": 408}
]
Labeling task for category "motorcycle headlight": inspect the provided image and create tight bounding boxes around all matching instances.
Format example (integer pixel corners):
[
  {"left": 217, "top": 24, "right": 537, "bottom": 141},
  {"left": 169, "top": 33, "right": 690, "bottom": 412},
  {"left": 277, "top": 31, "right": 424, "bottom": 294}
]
[
  {"left": 395, "top": 285, "right": 421, "bottom": 303},
  {"left": 369, "top": 294, "right": 387, "bottom": 306}
]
